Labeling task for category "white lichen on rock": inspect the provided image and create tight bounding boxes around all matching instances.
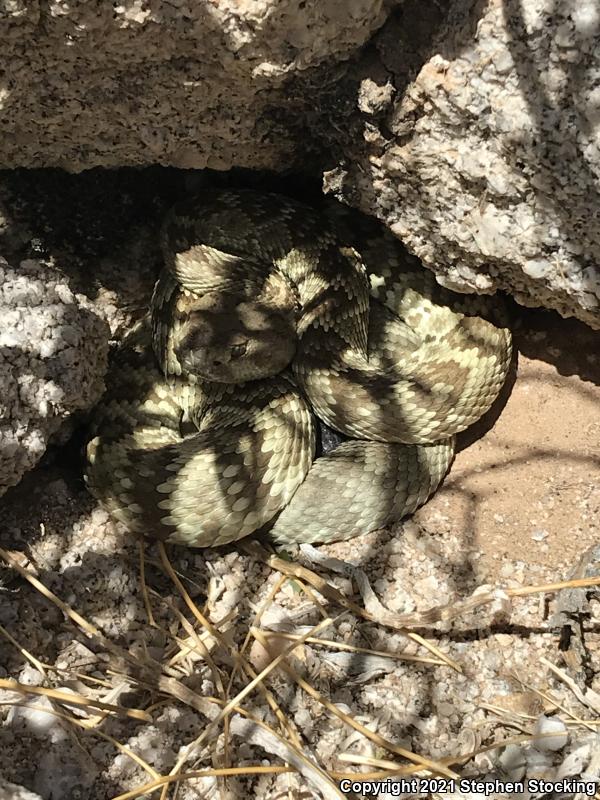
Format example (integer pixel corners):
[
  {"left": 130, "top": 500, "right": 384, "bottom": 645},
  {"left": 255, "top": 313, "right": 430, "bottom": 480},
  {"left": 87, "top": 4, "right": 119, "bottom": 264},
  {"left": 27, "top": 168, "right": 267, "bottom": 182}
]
[{"left": 0, "top": 258, "right": 109, "bottom": 496}]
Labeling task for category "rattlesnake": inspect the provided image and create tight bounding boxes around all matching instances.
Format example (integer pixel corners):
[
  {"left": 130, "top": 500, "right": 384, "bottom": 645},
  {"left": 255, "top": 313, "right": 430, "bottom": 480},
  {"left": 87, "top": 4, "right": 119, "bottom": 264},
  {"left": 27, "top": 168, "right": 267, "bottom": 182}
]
[{"left": 85, "top": 190, "right": 512, "bottom": 547}]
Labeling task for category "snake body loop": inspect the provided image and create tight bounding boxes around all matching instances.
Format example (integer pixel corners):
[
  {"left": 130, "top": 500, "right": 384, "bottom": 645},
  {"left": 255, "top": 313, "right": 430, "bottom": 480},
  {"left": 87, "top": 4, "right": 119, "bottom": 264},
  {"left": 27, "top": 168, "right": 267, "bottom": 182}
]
[{"left": 86, "top": 191, "right": 512, "bottom": 547}]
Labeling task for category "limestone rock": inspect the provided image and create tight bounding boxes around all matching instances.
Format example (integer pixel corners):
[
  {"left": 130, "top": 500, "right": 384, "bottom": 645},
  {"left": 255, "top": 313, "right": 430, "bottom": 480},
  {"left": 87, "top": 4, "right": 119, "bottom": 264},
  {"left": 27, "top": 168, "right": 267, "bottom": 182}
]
[
  {"left": 327, "top": 0, "right": 600, "bottom": 329},
  {"left": 0, "top": 0, "right": 389, "bottom": 172},
  {"left": 0, "top": 258, "right": 110, "bottom": 496}
]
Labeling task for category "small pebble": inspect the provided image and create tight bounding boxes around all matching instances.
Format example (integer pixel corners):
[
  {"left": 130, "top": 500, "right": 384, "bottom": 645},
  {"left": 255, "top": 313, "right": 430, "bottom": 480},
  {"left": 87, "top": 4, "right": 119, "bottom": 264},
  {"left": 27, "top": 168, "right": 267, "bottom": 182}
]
[
  {"left": 531, "top": 529, "right": 549, "bottom": 542},
  {"left": 532, "top": 714, "right": 568, "bottom": 752}
]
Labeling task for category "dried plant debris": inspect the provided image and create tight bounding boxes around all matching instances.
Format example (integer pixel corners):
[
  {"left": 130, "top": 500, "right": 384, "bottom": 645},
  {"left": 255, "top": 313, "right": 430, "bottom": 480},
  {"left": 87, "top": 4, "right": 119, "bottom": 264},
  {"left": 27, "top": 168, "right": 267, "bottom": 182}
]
[{"left": 0, "top": 491, "right": 599, "bottom": 800}]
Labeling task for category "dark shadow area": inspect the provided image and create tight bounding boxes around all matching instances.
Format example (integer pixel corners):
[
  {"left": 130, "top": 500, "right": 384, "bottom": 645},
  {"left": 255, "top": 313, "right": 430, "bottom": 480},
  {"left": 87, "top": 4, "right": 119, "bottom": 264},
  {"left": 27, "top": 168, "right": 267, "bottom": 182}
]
[
  {"left": 512, "top": 306, "right": 600, "bottom": 387},
  {"left": 0, "top": 168, "right": 176, "bottom": 285},
  {"left": 457, "top": 325, "right": 518, "bottom": 453},
  {"left": 0, "top": 167, "right": 328, "bottom": 304},
  {"left": 267, "top": 0, "right": 457, "bottom": 177}
]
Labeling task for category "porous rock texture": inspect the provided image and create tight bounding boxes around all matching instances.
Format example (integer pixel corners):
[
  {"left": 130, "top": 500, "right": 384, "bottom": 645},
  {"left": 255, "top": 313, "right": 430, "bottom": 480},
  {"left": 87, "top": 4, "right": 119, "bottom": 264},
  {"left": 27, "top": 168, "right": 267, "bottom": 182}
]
[
  {"left": 329, "top": 0, "right": 600, "bottom": 328},
  {"left": 0, "top": 0, "right": 391, "bottom": 172},
  {"left": 0, "top": 257, "right": 110, "bottom": 497},
  {"left": 2, "top": 1, "right": 599, "bottom": 330}
]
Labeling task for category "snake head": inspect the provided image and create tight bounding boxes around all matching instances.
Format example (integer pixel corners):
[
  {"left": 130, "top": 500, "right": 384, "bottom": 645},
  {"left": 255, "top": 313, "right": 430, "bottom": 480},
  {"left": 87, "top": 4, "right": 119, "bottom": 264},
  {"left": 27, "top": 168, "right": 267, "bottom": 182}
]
[{"left": 173, "top": 288, "right": 298, "bottom": 384}]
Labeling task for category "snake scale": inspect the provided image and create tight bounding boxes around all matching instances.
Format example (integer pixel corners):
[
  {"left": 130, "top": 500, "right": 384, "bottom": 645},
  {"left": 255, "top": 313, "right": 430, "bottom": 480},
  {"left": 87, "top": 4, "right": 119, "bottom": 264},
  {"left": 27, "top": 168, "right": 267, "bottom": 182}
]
[{"left": 85, "top": 190, "right": 512, "bottom": 548}]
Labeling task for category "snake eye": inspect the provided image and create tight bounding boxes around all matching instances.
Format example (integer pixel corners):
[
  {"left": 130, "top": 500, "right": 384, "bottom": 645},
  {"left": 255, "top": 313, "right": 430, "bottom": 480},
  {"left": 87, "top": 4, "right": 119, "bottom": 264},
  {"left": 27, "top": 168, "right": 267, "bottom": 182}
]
[{"left": 230, "top": 342, "right": 247, "bottom": 359}]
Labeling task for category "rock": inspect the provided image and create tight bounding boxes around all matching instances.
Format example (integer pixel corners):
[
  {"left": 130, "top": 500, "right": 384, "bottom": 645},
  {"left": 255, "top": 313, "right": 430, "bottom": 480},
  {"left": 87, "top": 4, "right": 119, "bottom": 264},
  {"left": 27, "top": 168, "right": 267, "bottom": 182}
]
[
  {"left": 498, "top": 744, "right": 527, "bottom": 781},
  {"left": 2, "top": 0, "right": 600, "bottom": 331},
  {"left": 327, "top": 0, "right": 600, "bottom": 329},
  {"left": 532, "top": 714, "right": 569, "bottom": 752},
  {"left": 0, "top": 258, "right": 109, "bottom": 496},
  {"left": 0, "top": 777, "right": 43, "bottom": 800},
  {"left": 6, "top": 695, "right": 63, "bottom": 740},
  {"left": 0, "top": 0, "right": 389, "bottom": 172}
]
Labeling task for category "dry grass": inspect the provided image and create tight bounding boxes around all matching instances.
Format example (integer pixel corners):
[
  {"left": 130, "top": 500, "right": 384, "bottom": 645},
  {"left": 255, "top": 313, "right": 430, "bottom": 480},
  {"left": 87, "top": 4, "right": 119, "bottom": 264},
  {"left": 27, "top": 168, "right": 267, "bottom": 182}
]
[{"left": 1, "top": 540, "right": 600, "bottom": 799}]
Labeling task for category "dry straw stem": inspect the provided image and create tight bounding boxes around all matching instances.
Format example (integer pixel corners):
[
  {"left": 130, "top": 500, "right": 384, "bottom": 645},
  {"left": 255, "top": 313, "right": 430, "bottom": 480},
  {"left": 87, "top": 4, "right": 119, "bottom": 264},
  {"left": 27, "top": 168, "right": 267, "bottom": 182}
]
[
  {"left": 248, "top": 541, "right": 600, "bottom": 629},
  {"left": 0, "top": 545, "right": 165, "bottom": 679},
  {"left": 164, "top": 613, "right": 340, "bottom": 780},
  {"left": 481, "top": 700, "right": 598, "bottom": 736},
  {"left": 124, "top": 576, "right": 452, "bottom": 796},
  {"left": 227, "top": 571, "right": 288, "bottom": 688},
  {"left": 156, "top": 546, "right": 304, "bottom": 764},
  {"left": 146, "top": 586, "right": 236, "bottom": 670},
  {"left": 507, "top": 577, "right": 600, "bottom": 597},
  {"left": 0, "top": 621, "right": 48, "bottom": 676},
  {"left": 4, "top": 537, "right": 600, "bottom": 798},
  {"left": 251, "top": 625, "right": 459, "bottom": 780},
  {"left": 244, "top": 542, "right": 461, "bottom": 669},
  {"left": 510, "top": 670, "right": 597, "bottom": 733},
  {"left": 144, "top": 580, "right": 303, "bottom": 777},
  {"left": 260, "top": 630, "right": 447, "bottom": 666},
  {"left": 541, "top": 657, "right": 600, "bottom": 715},
  {"left": 0, "top": 546, "right": 106, "bottom": 639},
  {"left": 111, "top": 681, "right": 344, "bottom": 800},
  {"left": 0, "top": 626, "right": 147, "bottom": 766},
  {"left": 227, "top": 712, "right": 346, "bottom": 800},
  {"left": 166, "top": 599, "right": 226, "bottom": 695},
  {"left": 155, "top": 540, "right": 300, "bottom": 754},
  {"left": 293, "top": 575, "right": 331, "bottom": 618},
  {"left": 156, "top": 543, "right": 343, "bottom": 799},
  {"left": 157, "top": 543, "right": 443, "bottom": 788},
  {"left": 138, "top": 539, "right": 157, "bottom": 627},
  {"left": 0, "top": 700, "right": 159, "bottom": 780},
  {"left": 92, "top": 636, "right": 336, "bottom": 793},
  {"left": 220, "top": 570, "right": 287, "bottom": 775},
  {"left": 0, "top": 620, "right": 113, "bottom": 692},
  {"left": 111, "top": 765, "right": 294, "bottom": 800},
  {"left": 236, "top": 652, "right": 303, "bottom": 752},
  {"left": 330, "top": 729, "right": 590, "bottom": 781},
  {"left": 0, "top": 679, "right": 151, "bottom": 722},
  {"left": 224, "top": 571, "right": 304, "bottom": 750}
]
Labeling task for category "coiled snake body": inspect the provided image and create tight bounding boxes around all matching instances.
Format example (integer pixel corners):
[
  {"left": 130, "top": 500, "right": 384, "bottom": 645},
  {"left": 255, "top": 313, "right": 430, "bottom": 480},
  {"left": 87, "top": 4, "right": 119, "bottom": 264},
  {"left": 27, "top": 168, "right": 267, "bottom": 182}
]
[{"left": 86, "top": 191, "right": 512, "bottom": 547}]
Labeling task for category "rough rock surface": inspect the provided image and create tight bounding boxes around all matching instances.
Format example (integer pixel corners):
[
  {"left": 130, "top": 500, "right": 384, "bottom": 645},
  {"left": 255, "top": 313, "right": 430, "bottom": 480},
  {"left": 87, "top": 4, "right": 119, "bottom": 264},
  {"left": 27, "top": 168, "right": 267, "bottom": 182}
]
[
  {"left": 0, "top": 778, "right": 43, "bottom": 800},
  {"left": 0, "top": 257, "right": 109, "bottom": 497},
  {"left": 0, "top": 0, "right": 390, "bottom": 172},
  {"left": 1, "top": 2, "right": 599, "bottom": 327},
  {"left": 328, "top": 0, "right": 600, "bottom": 329}
]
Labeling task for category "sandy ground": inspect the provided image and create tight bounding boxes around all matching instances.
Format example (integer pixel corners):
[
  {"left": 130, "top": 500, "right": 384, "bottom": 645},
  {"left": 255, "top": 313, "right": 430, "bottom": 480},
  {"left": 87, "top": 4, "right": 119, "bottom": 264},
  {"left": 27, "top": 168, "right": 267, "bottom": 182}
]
[
  {"left": 422, "top": 311, "right": 599, "bottom": 576},
  {"left": 0, "top": 170, "right": 599, "bottom": 800}
]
